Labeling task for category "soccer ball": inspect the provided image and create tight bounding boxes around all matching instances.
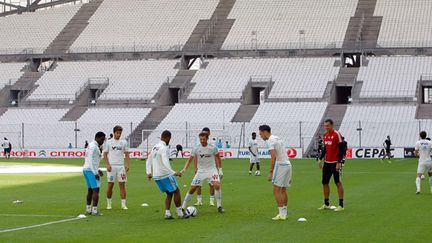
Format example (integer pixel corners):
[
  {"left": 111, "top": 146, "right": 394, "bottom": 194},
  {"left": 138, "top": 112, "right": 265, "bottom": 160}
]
[
  {"left": 255, "top": 171, "right": 261, "bottom": 176},
  {"left": 186, "top": 206, "right": 198, "bottom": 217},
  {"left": 421, "top": 174, "right": 426, "bottom": 180}
]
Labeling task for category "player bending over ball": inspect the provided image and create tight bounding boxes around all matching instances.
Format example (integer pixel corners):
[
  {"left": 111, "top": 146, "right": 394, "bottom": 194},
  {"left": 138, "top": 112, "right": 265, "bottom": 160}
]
[
  {"left": 259, "top": 125, "right": 292, "bottom": 221},
  {"left": 146, "top": 130, "right": 184, "bottom": 219},
  {"left": 103, "top": 125, "right": 130, "bottom": 210},
  {"left": 414, "top": 131, "right": 432, "bottom": 194},
  {"left": 181, "top": 132, "right": 224, "bottom": 213},
  {"left": 83, "top": 131, "right": 106, "bottom": 216}
]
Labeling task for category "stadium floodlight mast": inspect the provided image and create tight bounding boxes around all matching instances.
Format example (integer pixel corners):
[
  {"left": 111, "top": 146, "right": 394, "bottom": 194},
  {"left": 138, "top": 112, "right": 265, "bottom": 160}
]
[{"left": 0, "top": 0, "right": 85, "bottom": 17}]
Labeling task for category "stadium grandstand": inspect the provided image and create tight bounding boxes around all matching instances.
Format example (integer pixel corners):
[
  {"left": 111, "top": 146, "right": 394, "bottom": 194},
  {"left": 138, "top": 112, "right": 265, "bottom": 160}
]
[{"left": 0, "top": 0, "right": 432, "bottom": 158}]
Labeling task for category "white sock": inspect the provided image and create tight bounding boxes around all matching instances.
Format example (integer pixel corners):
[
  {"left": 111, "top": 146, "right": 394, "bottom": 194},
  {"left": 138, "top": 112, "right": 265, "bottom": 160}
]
[
  {"left": 214, "top": 189, "right": 222, "bottom": 208},
  {"left": 107, "top": 198, "right": 112, "bottom": 205},
  {"left": 416, "top": 177, "right": 421, "bottom": 192},
  {"left": 278, "top": 207, "right": 283, "bottom": 215},
  {"left": 197, "top": 195, "right": 202, "bottom": 202},
  {"left": 86, "top": 205, "right": 91, "bottom": 213},
  {"left": 176, "top": 207, "right": 184, "bottom": 217},
  {"left": 210, "top": 195, "right": 215, "bottom": 203},
  {"left": 281, "top": 206, "right": 287, "bottom": 216},
  {"left": 165, "top": 210, "right": 171, "bottom": 216},
  {"left": 121, "top": 199, "right": 126, "bottom": 207},
  {"left": 182, "top": 193, "right": 193, "bottom": 209},
  {"left": 92, "top": 206, "right": 98, "bottom": 214}
]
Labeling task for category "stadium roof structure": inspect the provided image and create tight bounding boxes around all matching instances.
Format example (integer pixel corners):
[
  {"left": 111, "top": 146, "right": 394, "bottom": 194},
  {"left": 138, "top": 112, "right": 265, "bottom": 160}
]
[{"left": 0, "top": 0, "right": 80, "bottom": 17}]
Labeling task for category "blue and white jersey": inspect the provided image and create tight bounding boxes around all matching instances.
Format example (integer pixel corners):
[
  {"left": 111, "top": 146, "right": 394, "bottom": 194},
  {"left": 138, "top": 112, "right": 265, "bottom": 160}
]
[
  {"left": 83, "top": 141, "right": 102, "bottom": 174},
  {"left": 103, "top": 139, "right": 129, "bottom": 166},
  {"left": 146, "top": 141, "right": 175, "bottom": 180},
  {"left": 191, "top": 144, "right": 219, "bottom": 173}
]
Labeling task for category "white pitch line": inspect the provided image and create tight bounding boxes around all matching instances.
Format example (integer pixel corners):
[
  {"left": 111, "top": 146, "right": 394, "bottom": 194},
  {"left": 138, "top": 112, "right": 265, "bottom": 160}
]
[
  {"left": 0, "top": 217, "right": 82, "bottom": 233},
  {"left": 0, "top": 214, "right": 74, "bottom": 218}
]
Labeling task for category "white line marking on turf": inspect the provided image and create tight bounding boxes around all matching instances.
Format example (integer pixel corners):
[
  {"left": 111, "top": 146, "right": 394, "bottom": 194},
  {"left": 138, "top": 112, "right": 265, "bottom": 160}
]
[
  {"left": 0, "top": 214, "right": 75, "bottom": 218},
  {"left": 0, "top": 217, "right": 82, "bottom": 233}
]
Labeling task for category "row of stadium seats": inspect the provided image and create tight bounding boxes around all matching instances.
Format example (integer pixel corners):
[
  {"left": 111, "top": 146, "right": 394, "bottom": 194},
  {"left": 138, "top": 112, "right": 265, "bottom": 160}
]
[
  {"left": 28, "top": 60, "right": 178, "bottom": 101},
  {"left": 70, "top": 0, "right": 219, "bottom": 52},
  {"left": 222, "top": 0, "right": 357, "bottom": 49},
  {"left": 358, "top": 56, "right": 432, "bottom": 98},
  {"left": 0, "top": 107, "right": 150, "bottom": 148},
  {"left": 189, "top": 58, "right": 339, "bottom": 99},
  {"left": 142, "top": 102, "right": 327, "bottom": 149},
  {"left": 339, "top": 105, "right": 420, "bottom": 147},
  {"left": 1, "top": 0, "right": 432, "bottom": 53},
  {"left": 0, "top": 4, "right": 81, "bottom": 53},
  {"left": 0, "top": 62, "right": 26, "bottom": 87},
  {"left": 375, "top": 0, "right": 432, "bottom": 48},
  {"left": 7, "top": 55, "right": 430, "bottom": 101},
  {"left": 2, "top": 103, "right": 432, "bottom": 149}
]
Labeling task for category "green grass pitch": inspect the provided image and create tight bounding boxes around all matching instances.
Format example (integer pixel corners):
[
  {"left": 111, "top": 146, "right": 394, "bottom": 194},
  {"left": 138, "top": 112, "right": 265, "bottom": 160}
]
[{"left": 0, "top": 157, "right": 431, "bottom": 242}]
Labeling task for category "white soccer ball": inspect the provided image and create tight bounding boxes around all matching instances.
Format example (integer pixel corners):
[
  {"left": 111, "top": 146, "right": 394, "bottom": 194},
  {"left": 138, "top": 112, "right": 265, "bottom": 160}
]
[
  {"left": 421, "top": 174, "right": 425, "bottom": 180},
  {"left": 255, "top": 171, "right": 261, "bottom": 176},
  {"left": 186, "top": 206, "right": 198, "bottom": 217}
]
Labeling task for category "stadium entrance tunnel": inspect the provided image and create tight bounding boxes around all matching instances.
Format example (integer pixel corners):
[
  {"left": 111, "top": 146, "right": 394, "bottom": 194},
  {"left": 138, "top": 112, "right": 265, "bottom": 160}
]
[{"left": 335, "top": 86, "right": 352, "bottom": 104}]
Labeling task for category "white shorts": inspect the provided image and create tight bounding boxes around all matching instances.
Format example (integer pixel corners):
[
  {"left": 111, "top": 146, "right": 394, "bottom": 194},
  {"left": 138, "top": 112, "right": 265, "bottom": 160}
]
[
  {"left": 191, "top": 170, "right": 220, "bottom": 186},
  {"left": 250, "top": 155, "right": 260, "bottom": 164},
  {"left": 107, "top": 166, "right": 127, "bottom": 183},
  {"left": 272, "top": 163, "right": 292, "bottom": 188},
  {"left": 417, "top": 162, "right": 432, "bottom": 174}
]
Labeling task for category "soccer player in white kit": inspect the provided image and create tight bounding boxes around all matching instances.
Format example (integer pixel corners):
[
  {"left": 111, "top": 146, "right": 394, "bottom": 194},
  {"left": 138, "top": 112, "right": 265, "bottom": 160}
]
[
  {"left": 146, "top": 130, "right": 184, "bottom": 219},
  {"left": 248, "top": 132, "right": 260, "bottom": 176},
  {"left": 414, "top": 131, "right": 432, "bottom": 194},
  {"left": 259, "top": 125, "right": 292, "bottom": 221},
  {"left": 103, "top": 125, "right": 130, "bottom": 210},
  {"left": 194, "top": 127, "right": 220, "bottom": 206},
  {"left": 181, "top": 132, "right": 224, "bottom": 213},
  {"left": 83, "top": 132, "right": 106, "bottom": 216}
]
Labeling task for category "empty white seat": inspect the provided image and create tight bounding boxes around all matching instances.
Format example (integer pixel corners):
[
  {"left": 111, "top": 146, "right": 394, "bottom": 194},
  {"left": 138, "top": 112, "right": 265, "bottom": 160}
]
[
  {"left": 142, "top": 103, "right": 241, "bottom": 148},
  {"left": 28, "top": 60, "right": 178, "bottom": 101},
  {"left": 339, "top": 105, "right": 419, "bottom": 147},
  {"left": 358, "top": 56, "right": 432, "bottom": 98},
  {"left": 0, "top": 4, "right": 81, "bottom": 53},
  {"left": 247, "top": 102, "right": 328, "bottom": 148},
  {"left": 375, "top": 0, "right": 432, "bottom": 48},
  {"left": 189, "top": 57, "right": 338, "bottom": 99},
  {"left": 222, "top": 0, "right": 357, "bottom": 50},
  {"left": 0, "top": 62, "right": 26, "bottom": 87},
  {"left": 0, "top": 107, "right": 151, "bottom": 149},
  {"left": 70, "top": 0, "right": 219, "bottom": 52}
]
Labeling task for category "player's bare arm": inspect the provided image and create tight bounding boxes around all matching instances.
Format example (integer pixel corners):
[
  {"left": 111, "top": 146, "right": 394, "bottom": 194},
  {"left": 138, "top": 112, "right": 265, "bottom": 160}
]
[
  {"left": 336, "top": 142, "right": 344, "bottom": 171},
  {"left": 103, "top": 152, "right": 112, "bottom": 172},
  {"left": 268, "top": 149, "right": 277, "bottom": 181},
  {"left": 124, "top": 151, "right": 130, "bottom": 172},
  {"left": 248, "top": 146, "right": 256, "bottom": 157},
  {"left": 215, "top": 153, "right": 223, "bottom": 179},
  {"left": 180, "top": 155, "right": 195, "bottom": 174}
]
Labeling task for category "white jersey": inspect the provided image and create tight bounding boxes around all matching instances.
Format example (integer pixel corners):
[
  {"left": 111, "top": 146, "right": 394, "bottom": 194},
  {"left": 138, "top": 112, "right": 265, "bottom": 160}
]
[
  {"left": 415, "top": 139, "right": 432, "bottom": 163},
  {"left": 192, "top": 144, "right": 218, "bottom": 173},
  {"left": 103, "top": 138, "right": 129, "bottom": 166},
  {"left": 2, "top": 139, "right": 9, "bottom": 149},
  {"left": 146, "top": 141, "right": 175, "bottom": 180},
  {"left": 267, "top": 135, "right": 290, "bottom": 165},
  {"left": 83, "top": 141, "right": 101, "bottom": 174},
  {"left": 248, "top": 139, "right": 259, "bottom": 157}
]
